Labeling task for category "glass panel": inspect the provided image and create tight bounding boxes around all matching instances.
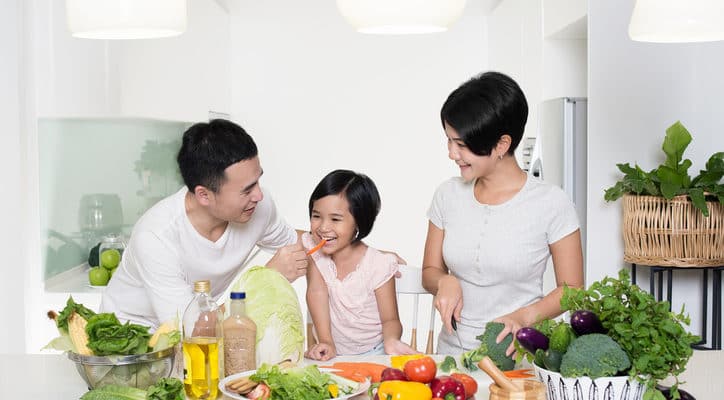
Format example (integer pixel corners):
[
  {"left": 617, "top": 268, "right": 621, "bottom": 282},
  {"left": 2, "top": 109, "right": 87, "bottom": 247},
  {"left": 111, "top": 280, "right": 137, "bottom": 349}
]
[{"left": 39, "top": 117, "right": 191, "bottom": 280}]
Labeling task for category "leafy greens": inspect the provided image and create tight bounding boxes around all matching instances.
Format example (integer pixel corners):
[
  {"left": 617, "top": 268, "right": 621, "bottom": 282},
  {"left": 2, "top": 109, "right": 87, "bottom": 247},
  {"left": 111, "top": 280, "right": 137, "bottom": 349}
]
[
  {"left": 251, "top": 364, "right": 343, "bottom": 400},
  {"left": 86, "top": 313, "right": 152, "bottom": 356}
]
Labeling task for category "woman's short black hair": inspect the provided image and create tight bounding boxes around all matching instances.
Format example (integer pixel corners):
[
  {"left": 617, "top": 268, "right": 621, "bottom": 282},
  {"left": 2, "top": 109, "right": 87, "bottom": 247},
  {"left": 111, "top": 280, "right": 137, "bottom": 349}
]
[
  {"left": 440, "top": 71, "right": 528, "bottom": 156},
  {"left": 308, "top": 169, "right": 381, "bottom": 243},
  {"left": 177, "top": 119, "right": 258, "bottom": 193}
]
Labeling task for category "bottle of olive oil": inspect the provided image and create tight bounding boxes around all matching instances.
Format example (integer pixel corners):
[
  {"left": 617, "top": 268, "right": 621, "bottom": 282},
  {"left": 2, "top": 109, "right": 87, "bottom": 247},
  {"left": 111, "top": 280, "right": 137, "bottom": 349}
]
[{"left": 182, "top": 280, "right": 223, "bottom": 399}]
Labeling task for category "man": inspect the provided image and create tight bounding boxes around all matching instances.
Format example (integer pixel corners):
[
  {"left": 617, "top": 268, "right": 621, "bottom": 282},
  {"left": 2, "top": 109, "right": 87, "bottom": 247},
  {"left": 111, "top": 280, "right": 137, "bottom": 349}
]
[{"left": 101, "top": 119, "right": 307, "bottom": 327}]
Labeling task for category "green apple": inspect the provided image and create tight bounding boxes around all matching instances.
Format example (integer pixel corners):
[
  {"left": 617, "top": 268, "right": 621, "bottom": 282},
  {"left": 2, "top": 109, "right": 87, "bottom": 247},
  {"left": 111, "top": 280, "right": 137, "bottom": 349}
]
[
  {"left": 100, "top": 249, "right": 121, "bottom": 270},
  {"left": 89, "top": 267, "right": 110, "bottom": 286}
]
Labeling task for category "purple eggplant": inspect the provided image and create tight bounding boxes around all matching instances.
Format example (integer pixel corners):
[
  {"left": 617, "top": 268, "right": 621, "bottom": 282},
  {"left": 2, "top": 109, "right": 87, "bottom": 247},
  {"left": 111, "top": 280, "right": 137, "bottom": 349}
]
[
  {"left": 516, "top": 327, "right": 549, "bottom": 354},
  {"left": 570, "top": 310, "right": 605, "bottom": 336}
]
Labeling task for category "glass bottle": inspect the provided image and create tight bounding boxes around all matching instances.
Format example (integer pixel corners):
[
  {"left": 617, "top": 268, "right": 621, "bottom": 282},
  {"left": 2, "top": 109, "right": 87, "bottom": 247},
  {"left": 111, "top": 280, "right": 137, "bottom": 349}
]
[
  {"left": 182, "top": 280, "right": 223, "bottom": 400},
  {"left": 223, "top": 292, "right": 257, "bottom": 376}
]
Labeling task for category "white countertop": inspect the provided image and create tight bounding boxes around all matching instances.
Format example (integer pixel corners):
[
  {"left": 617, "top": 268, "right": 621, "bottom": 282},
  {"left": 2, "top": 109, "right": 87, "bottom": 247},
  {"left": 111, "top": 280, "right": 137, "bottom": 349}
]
[{"left": 3, "top": 351, "right": 723, "bottom": 399}]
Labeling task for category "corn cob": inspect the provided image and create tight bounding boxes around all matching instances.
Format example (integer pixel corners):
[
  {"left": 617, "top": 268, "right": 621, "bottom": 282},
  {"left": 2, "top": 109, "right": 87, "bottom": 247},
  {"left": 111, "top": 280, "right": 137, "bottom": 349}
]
[
  {"left": 68, "top": 312, "right": 93, "bottom": 355},
  {"left": 148, "top": 319, "right": 177, "bottom": 348}
]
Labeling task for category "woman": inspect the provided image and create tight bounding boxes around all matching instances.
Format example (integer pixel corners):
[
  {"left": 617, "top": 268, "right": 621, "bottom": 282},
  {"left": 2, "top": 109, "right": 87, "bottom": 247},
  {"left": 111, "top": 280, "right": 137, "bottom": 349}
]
[{"left": 422, "top": 71, "right": 584, "bottom": 355}]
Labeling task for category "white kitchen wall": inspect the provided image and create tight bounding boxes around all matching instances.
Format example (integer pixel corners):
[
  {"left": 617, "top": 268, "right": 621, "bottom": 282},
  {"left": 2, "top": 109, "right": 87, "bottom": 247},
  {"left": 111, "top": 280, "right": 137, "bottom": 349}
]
[
  {"left": 228, "top": 0, "right": 488, "bottom": 348},
  {"left": 0, "top": 0, "right": 27, "bottom": 354},
  {"left": 588, "top": 1, "right": 724, "bottom": 344}
]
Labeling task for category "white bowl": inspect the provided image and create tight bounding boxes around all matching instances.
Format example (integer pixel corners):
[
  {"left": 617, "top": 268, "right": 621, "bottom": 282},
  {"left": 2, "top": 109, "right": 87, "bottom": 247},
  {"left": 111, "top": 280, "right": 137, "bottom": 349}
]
[{"left": 533, "top": 364, "right": 646, "bottom": 400}]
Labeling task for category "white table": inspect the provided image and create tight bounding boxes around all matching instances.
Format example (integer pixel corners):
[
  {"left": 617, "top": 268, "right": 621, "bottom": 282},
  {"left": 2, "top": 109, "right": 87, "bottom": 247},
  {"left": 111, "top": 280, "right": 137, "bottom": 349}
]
[{"left": 3, "top": 351, "right": 722, "bottom": 399}]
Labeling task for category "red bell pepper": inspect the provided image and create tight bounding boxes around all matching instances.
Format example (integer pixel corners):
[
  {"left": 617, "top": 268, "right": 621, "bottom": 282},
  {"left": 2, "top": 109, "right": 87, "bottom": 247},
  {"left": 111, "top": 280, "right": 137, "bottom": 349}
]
[{"left": 430, "top": 375, "right": 466, "bottom": 400}]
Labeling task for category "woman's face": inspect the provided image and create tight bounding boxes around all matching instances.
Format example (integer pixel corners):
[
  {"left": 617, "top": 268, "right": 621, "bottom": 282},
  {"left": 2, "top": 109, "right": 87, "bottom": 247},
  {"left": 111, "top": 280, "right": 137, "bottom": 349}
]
[
  {"left": 444, "top": 122, "right": 495, "bottom": 181},
  {"left": 310, "top": 193, "right": 358, "bottom": 255}
]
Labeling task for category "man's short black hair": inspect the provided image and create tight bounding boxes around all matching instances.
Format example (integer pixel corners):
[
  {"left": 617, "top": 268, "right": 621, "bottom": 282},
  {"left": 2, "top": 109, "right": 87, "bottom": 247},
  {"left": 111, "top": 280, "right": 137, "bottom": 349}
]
[{"left": 177, "top": 119, "right": 258, "bottom": 193}]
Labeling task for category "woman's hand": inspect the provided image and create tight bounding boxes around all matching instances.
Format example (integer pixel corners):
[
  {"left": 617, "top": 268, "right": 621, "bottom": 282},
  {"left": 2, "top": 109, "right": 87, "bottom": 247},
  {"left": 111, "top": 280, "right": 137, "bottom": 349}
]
[
  {"left": 493, "top": 309, "right": 531, "bottom": 357},
  {"left": 434, "top": 275, "right": 463, "bottom": 334},
  {"left": 383, "top": 338, "right": 420, "bottom": 356},
  {"left": 304, "top": 341, "right": 336, "bottom": 361}
]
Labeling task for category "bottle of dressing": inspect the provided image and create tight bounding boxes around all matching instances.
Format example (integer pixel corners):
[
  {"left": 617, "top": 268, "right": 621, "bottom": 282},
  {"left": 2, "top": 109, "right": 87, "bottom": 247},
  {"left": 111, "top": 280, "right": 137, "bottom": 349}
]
[{"left": 223, "top": 292, "right": 257, "bottom": 376}]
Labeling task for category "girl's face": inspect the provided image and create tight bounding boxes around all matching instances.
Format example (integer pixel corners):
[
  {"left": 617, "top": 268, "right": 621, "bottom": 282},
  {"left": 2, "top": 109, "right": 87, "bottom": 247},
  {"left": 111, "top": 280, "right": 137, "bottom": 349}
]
[
  {"left": 310, "top": 193, "right": 358, "bottom": 255},
  {"left": 444, "top": 122, "right": 496, "bottom": 181}
]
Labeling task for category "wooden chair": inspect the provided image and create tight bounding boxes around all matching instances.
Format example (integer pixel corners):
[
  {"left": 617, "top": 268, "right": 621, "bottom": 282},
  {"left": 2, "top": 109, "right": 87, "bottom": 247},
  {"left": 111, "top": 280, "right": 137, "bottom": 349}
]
[{"left": 306, "top": 264, "right": 437, "bottom": 354}]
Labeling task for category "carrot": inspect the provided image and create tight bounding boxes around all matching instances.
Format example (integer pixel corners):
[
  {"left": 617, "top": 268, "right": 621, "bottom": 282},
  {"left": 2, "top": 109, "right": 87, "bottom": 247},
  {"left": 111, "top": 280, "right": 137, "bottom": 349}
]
[
  {"left": 329, "top": 369, "right": 367, "bottom": 383},
  {"left": 306, "top": 239, "right": 327, "bottom": 256},
  {"left": 503, "top": 369, "right": 535, "bottom": 379},
  {"left": 321, "top": 362, "right": 388, "bottom": 383}
]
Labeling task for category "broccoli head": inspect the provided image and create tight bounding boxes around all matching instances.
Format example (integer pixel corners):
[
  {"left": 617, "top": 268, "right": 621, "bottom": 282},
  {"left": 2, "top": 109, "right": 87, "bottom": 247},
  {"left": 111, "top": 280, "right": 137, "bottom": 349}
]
[
  {"left": 461, "top": 322, "right": 515, "bottom": 371},
  {"left": 559, "top": 333, "right": 631, "bottom": 379}
]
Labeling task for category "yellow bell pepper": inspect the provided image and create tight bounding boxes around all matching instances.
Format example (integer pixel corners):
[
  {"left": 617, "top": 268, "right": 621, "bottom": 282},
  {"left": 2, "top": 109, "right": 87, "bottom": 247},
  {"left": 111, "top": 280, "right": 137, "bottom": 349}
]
[
  {"left": 390, "top": 354, "right": 426, "bottom": 370},
  {"left": 328, "top": 383, "right": 339, "bottom": 398},
  {"left": 377, "top": 380, "right": 432, "bottom": 400}
]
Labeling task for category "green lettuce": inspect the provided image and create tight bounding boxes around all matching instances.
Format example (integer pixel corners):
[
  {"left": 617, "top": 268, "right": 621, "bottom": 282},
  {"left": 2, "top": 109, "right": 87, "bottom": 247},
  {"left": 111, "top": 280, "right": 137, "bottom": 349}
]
[
  {"left": 86, "top": 313, "right": 152, "bottom": 356},
  {"left": 55, "top": 296, "right": 96, "bottom": 334},
  {"left": 80, "top": 377, "right": 184, "bottom": 400},
  {"left": 231, "top": 265, "right": 304, "bottom": 364},
  {"left": 251, "top": 364, "right": 337, "bottom": 400}
]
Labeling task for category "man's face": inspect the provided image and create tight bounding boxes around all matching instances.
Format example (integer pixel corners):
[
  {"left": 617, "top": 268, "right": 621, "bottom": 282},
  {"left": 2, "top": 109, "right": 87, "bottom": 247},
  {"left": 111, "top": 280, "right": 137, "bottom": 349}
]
[{"left": 207, "top": 156, "right": 264, "bottom": 224}]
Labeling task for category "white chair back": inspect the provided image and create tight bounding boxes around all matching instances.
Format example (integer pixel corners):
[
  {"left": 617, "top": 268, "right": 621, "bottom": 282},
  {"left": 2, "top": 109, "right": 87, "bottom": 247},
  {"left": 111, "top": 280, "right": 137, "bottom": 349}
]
[{"left": 396, "top": 265, "right": 436, "bottom": 354}]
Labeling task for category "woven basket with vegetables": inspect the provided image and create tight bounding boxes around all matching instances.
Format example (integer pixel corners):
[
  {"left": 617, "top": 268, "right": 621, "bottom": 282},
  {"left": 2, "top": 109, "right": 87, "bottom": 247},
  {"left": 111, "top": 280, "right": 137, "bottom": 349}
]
[
  {"left": 604, "top": 121, "right": 724, "bottom": 267},
  {"left": 514, "top": 270, "right": 698, "bottom": 400}
]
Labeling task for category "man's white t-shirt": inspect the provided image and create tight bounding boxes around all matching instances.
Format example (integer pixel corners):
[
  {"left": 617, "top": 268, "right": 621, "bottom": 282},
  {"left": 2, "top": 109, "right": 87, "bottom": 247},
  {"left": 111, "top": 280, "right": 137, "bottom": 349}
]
[
  {"left": 428, "top": 173, "right": 580, "bottom": 354},
  {"left": 100, "top": 187, "right": 297, "bottom": 328}
]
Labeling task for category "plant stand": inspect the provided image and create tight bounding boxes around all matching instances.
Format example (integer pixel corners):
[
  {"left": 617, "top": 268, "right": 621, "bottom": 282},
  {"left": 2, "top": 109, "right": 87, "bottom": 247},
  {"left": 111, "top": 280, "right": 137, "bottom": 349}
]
[{"left": 631, "top": 263, "right": 722, "bottom": 350}]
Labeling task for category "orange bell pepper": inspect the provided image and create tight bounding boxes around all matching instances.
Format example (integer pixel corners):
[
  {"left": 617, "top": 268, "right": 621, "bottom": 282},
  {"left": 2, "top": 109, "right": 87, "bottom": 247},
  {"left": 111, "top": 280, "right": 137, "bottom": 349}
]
[{"left": 377, "top": 380, "right": 432, "bottom": 400}]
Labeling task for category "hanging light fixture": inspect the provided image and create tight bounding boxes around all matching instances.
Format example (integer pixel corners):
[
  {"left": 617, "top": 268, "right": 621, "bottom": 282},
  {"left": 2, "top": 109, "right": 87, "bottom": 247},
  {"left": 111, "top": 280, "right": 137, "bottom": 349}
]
[
  {"left": 336, "top": 0, "right": 467, "bottom": 34},
  {"left": 66, "top": 0, "right": 187, "bottom": 40},
  {"left": 628, "top": 0, "right": 724, "bottom": 43}
]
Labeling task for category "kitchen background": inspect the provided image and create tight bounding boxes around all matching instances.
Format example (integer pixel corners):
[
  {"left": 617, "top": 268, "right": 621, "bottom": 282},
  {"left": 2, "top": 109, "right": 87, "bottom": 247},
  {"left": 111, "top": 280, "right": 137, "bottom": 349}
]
[{"left": 1, "top": 0, "right": 722, "bottom": 354}]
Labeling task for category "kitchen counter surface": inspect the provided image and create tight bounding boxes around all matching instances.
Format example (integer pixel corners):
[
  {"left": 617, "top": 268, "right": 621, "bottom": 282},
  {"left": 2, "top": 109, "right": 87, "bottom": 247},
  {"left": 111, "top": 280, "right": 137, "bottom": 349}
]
[{"left": 3, "top": 350, "right": 723, "bottom": 399}]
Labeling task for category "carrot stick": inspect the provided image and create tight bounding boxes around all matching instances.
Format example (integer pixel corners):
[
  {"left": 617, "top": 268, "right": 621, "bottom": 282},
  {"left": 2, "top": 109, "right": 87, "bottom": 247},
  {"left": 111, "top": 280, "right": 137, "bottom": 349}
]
[
  {"left": 503, "top": 369, "right": 535, "bottom": 378},
  {"left": 306, "top": 239, "right": 327, "bottom": 256}
]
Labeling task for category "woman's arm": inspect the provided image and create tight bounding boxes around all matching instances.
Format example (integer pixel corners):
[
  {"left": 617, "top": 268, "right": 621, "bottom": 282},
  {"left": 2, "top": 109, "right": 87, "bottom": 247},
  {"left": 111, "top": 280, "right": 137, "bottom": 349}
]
[
  {"left": 421, "top": 221, "right": 462, "bottom": 334},
  {"left": 494, "top": 229, "right": 584, "bottom": 352},
  {"left": 375, "top": 278, "right": 417, "bottom": 355},
  {"left": 304, "top": 259, "right": 336, "bottom": 361}
]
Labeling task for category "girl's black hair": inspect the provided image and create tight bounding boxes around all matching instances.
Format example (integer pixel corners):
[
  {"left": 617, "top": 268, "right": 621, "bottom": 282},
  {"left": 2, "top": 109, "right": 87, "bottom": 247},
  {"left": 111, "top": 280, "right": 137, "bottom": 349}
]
[{"left": 308, "top": 169, "right": 381, "bottom": 242}]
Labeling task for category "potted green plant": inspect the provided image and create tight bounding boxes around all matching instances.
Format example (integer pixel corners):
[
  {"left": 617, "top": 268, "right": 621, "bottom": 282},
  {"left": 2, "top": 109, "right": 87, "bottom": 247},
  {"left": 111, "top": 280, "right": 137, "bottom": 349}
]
[
  {"left": 604, "top": 121, "right": 723, "bottom": 216},
  {"left": 604, "top": 121, "right": 723, "bottom": 266}
]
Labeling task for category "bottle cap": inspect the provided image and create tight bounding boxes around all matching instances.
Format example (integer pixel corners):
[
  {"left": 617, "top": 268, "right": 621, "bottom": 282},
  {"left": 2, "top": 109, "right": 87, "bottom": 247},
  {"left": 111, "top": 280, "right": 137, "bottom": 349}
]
[
  {"left": 230, "top": 292, "right": 246, "bottom": 299},
  {"left": 193, "top": 280, "right": 211, "bottom": 293}
]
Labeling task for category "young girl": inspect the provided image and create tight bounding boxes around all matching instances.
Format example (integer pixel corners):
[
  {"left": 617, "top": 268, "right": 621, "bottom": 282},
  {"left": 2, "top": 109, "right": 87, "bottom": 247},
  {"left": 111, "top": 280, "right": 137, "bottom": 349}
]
[{"left": 303, "top": 169, "right": 417, "bottom": 361}]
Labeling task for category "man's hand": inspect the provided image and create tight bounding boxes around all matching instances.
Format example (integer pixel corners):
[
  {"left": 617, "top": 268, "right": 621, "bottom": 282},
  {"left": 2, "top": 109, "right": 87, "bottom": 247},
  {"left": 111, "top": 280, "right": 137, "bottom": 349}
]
[{"left": 266, "top": 243, "right": 308, "bottom": 281}]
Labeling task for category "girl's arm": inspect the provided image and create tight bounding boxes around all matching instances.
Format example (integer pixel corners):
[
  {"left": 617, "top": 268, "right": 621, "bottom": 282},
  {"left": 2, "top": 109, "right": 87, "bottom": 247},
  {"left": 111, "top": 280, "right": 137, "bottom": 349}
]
[
  {"left": 421, "top": 221, "right": 462, "bottom": 334},
  {"left": 375, "top": 277, "right": 418, "bottom": 355},
  {"left": 494, "top": 229, "right": 584, "bottom": 353},
  {"left": 304, "top": 259, "right": 336, "bottom": 361}
]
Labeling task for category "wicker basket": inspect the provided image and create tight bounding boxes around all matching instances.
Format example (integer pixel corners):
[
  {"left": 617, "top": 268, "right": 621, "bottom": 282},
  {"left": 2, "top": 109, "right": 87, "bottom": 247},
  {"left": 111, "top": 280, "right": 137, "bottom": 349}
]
[{"left": 622, "top": 194, "right": 724, "bottom": 267}]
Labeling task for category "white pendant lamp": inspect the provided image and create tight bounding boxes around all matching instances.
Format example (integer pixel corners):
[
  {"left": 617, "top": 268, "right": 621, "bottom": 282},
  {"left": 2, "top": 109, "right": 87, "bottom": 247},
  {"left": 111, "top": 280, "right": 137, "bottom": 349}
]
[
  {"left": 336, "top": 0, "right": 467, "bottom": 34},
  {"left": 66, "top": 0, "right": 187, "bottom": 40},
  {"left": 628, "top": 0, "right": 724, "bottom": 43}
]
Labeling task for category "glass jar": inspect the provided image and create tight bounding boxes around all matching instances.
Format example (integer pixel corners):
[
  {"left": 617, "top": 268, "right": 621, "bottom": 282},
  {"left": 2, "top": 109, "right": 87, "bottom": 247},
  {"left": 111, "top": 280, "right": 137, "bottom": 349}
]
[{"left": 98, "top": 234, "right": 126, "bottom": 272}]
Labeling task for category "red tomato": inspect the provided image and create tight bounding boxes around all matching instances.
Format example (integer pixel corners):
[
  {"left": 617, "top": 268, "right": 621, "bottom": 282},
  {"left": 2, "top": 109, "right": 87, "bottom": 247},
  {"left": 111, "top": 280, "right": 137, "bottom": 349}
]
[
  {"left": 403, "top": 356, "right": 437, "bottom": 384},
  {"left": 451, "top": 373, "right": 478, "bottom": 398}
]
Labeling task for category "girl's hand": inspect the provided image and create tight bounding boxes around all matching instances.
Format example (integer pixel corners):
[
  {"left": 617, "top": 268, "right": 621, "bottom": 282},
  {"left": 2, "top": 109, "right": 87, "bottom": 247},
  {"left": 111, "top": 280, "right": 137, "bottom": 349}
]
[
  {"left": 434, "top": 275, "right": 463, "bottom": 334},
  {"left": 304, "top": 342, "right": 336, "bottom": 361},
  {"left": 383, "top": 338, "right": 420, "bottom": 356},
  {"left": 493, "top": 310, "right": 529, "bottom": 357}
]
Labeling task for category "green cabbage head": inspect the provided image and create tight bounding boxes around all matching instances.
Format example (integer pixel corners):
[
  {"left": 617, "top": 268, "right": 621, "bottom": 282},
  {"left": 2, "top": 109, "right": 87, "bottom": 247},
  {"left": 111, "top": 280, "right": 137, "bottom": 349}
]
[{"left": 230, "top": 266, "right": 304, "bottom": 365}]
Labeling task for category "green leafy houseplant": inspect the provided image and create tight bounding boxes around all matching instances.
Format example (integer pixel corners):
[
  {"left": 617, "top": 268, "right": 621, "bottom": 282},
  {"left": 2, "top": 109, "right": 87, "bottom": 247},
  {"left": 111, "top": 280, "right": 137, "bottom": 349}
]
[{"left": 604, "top": 121, "right": 724, "bottom": 216}]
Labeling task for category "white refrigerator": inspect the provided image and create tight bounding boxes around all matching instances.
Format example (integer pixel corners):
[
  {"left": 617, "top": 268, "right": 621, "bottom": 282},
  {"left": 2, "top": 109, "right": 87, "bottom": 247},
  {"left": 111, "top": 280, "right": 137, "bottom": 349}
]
[{"left": 530, "top": 97, "right": 588, "bottom": 254}]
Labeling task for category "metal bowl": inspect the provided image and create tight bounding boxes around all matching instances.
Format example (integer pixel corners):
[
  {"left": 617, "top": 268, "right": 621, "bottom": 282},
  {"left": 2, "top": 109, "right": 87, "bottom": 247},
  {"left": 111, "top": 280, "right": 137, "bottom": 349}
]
[{"left": 67, "top": 346, "right": 176, "bottom": 390}]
